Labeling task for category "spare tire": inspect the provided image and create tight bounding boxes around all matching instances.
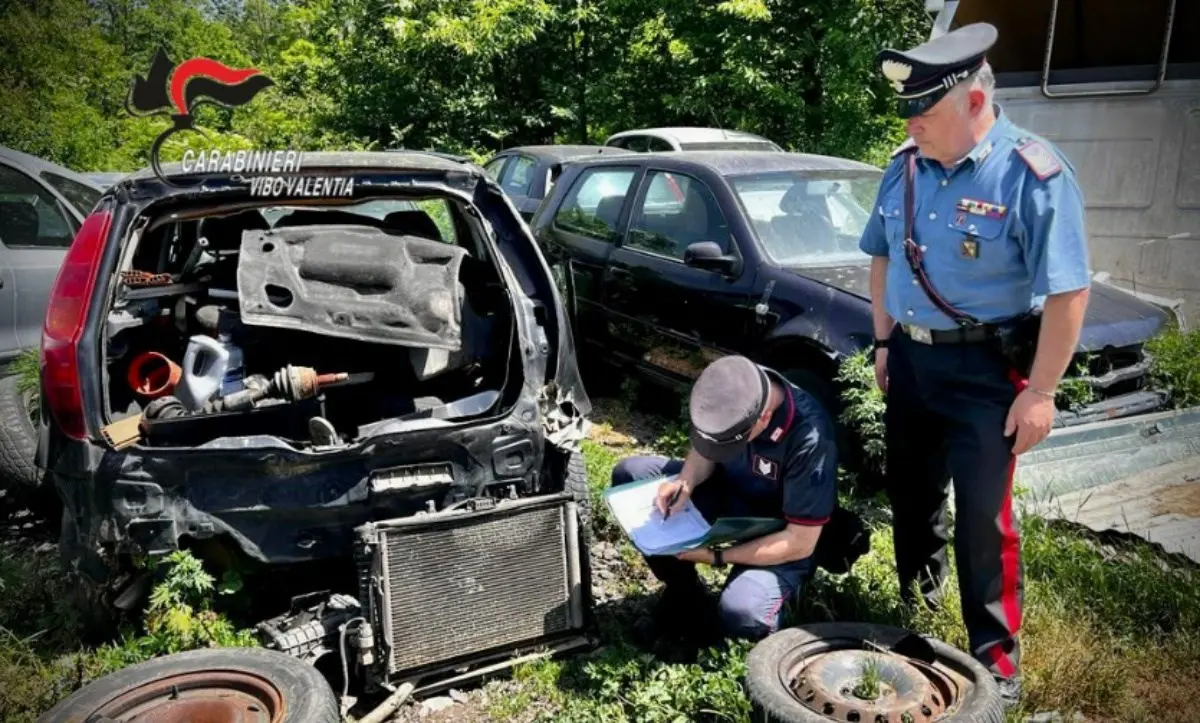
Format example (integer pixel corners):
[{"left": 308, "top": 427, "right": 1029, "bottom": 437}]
[
  {"left": 37, "top": 647, "right": 340, "bottom": 723},
  {"left": 0, "top": 372, "right": 39, "bottom": 489},
  {"left": 745, "top": 622, "right": 1005, "bottom": 723}
]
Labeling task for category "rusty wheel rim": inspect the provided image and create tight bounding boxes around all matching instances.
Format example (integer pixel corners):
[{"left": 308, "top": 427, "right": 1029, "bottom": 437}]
[
  {"left": 783, "top": 646, "right": 965, "bottom": 723},
  {"left": 90, "top": 670, "right": 285, "bottom": 723}
]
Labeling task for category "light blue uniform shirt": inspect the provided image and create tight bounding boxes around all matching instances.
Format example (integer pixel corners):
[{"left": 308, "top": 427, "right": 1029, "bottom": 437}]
[{"left": 858, "top": 105, "right": 1091, "bottom": 331}]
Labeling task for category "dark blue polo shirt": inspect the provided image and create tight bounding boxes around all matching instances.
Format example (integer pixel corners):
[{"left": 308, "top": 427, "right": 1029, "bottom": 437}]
[{"left": 718, "top": 369, "right": 838, "bottom": 527}]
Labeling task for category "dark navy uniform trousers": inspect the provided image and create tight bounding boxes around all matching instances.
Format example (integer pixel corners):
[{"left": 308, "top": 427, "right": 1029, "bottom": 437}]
[
  {"left": 886, "top": 324, "right": 1025, "bottom": 678},
  {"left": 610, "top": 456, "right": 814, "bottom": 640}
]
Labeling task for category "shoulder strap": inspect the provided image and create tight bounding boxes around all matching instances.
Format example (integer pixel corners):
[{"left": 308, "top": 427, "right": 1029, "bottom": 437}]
[
  {"left": 901, "top": 153, "right": 982, "bottom": 329},
  {"left": 1014, "top": 137, "right": 1063, "bottom": 180}
]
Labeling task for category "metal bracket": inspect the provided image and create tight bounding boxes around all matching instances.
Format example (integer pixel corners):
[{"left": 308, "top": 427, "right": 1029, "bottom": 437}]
[
  {"left": 1041, "top": 0, "right": 1176, "bottom": 99},
  {"left": 926, "top": 0, "right": 959, "bottom": 41}
]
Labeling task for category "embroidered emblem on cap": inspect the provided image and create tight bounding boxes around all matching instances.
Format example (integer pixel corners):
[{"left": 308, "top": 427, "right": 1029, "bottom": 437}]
[
  {"left": 1015, "top": 139, "right": 1063, "bottom": 181},
  {"left": 753, "top": 455, "right": 778, "bottom": 480},
  {"left": 881, "top": 59, "right": 912, "bottom": 93}
]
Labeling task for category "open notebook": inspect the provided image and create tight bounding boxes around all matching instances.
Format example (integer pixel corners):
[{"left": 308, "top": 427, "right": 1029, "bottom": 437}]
[{"left": 602, "top": 474, "right": 786, "bottom": 556}]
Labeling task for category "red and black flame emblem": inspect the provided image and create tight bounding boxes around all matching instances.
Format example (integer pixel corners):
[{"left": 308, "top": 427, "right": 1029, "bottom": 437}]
[{"left": 126, "top": 47, "right": 274, "bottom": 184}]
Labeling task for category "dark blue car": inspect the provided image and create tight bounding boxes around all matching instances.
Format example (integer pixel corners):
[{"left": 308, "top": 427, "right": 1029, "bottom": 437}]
[{"left": 530, "top": 150, "right": 1174, "bottom": 458}]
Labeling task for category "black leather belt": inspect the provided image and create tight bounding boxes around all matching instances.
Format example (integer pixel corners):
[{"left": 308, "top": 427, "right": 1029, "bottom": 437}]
[{"left": 900, "top": 323, "right": 998, "bottom": 345}]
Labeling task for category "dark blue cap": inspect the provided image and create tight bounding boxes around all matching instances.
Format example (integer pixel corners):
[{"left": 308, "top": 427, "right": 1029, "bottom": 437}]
[
  {"left": 876, "top": 22, "right": 998, "bottom": 118},
  {"left": 689, "top": 355, "right": 769, "bottom": 463}
]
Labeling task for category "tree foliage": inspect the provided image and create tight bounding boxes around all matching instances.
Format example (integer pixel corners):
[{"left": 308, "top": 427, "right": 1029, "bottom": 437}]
[{"left": 0, "top": 0, "right": 932, "bottom": 172}]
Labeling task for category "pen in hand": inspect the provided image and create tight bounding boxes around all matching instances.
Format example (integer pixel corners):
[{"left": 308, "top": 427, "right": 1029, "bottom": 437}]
[{"left": 663, "top": 485, "right": 683, "bottom": 521}]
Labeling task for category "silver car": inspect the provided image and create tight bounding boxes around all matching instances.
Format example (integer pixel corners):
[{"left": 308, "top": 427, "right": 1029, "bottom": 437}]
[{"left": 0, "top": 146, "right": 103, "bottom": 365}]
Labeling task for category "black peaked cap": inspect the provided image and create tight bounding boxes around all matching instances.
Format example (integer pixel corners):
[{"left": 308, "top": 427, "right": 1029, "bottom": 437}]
[
  {"left": 689, "top": 355, "right": 769, "bottom": 464},
  {"left": 876, "top": 22, "right": 998, "bottom": 118}
]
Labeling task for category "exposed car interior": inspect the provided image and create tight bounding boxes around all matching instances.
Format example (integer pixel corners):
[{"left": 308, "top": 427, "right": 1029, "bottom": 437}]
[{"left": 101, "top": 196, "right": 520, "bottom": 450}]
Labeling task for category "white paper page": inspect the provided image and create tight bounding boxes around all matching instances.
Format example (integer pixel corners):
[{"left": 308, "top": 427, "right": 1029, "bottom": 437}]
[{"left": 606, "top": 477, "right": 710, "bottom": 555}]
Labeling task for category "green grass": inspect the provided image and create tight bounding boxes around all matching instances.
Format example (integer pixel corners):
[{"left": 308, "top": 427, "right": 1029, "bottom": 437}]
[
  {"left": 0, "top": 548, "right": 257, "bottom": 723},
  {"left": 4, "top": 354, "right": 1200, "bottom": 722},
  {"left": 1146, "top": 323, "right": 1200, "bottom": 408}
]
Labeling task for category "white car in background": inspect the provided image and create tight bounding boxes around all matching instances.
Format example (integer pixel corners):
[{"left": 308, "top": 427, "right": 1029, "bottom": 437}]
[{"left": 604, "top": 126, "right": 783, "bottom": 152}]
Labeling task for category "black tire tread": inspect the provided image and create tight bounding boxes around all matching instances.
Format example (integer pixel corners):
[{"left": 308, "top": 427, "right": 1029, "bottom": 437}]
[
  {"left": 745, "top": 622, "right": 1006, "bottom": 723},
  {"left": 0, "top": 373, "right": 39, "bottom": 489},
  {"left": 37, "top": 647, "right": 340, "bottom": 723},
  {"left": 563, "top": 448, "right": 592, "bottom": 533}
]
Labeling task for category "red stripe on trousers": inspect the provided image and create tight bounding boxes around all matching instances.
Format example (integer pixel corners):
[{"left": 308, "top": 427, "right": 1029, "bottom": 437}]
[{"left": 990, "top": 369, "right": 1028, "bottom": 678}]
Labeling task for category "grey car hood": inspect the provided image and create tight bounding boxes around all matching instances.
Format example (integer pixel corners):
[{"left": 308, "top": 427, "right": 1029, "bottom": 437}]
[{"left": 786, "top": 263, "right": 1170, "bottom": 349}]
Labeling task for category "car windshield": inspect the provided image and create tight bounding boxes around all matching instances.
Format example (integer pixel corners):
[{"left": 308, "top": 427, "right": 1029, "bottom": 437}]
[{"left": 729, "top": 170, "right": 881, "bottom": 266}]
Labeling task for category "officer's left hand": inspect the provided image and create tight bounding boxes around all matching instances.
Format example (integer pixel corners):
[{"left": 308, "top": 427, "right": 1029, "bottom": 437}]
[
  {"left": 676, "top": 548, "right": 715, "bottom": 564},
  {"left": 1005, "top": 389, "right": 1055, "bottom": 455}
]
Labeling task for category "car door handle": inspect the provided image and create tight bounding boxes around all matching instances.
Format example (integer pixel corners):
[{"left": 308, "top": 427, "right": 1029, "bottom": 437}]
[{"left": 609, "top": 267, "right": 632, "bottom": 278}]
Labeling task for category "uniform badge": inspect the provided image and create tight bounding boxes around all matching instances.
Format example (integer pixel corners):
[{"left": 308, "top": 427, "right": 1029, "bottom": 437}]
[
  {"left": 1015, "top": 139, "right": 1063, "bottom": 180},
  {"left": 752, "top": 455, "right": 778, "bottom": 480},
  {"left": 769, "top": 427, "right": 783, "bottom": 443},
  {"left": 956, "top": 198, "right": 1007, "bottom": 219},
  {"left": 954, "top": 210, "right": 966, "bottom": 225},
  {"left": 960, "top": 238, "right": 979, "bottom": 259}
]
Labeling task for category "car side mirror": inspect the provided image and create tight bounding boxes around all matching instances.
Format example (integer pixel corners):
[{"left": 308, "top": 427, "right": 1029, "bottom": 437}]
[{"left": 684, "top": 241, "right": 739, "bottom": 275}]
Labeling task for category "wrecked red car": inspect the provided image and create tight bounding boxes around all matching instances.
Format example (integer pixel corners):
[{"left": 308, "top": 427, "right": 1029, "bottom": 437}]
[{"left": 35, "top": 151, "right": 595, "bottom": 692}]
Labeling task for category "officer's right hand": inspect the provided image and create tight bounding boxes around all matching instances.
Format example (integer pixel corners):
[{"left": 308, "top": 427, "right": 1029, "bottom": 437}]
[
  {"left": 874, "top": 349, "right": 889, "bottom": 394},
  {"left": 656, "top": 478, "right": 692, "bottom": 517}
]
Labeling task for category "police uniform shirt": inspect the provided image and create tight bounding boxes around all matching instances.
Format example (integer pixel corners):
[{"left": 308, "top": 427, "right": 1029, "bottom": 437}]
[
  {"left": 718, "top": 370, "right": 838, "bottom": 529},
  {"left": 857, "top": 105, "right": 1092, "bottom": 330}
]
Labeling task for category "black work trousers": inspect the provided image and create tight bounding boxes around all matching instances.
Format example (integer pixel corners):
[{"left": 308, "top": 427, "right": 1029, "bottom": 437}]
[{"left": 884, "top": 324, "right": 1025, "bottom": 679}]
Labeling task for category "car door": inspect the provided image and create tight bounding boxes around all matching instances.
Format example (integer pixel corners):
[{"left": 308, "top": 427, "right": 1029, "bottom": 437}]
[
  {"left": 539, "top": 163, "right": 643, "bottom": 361},
  {"left": 0, "top": 161, "right": 79, "bottom": 353},
  {"left": 0, "top": 234, "right": 17, "bottom": 363},
  {"left": 602, "top": 168, "right": 754, "bottom": 384}
]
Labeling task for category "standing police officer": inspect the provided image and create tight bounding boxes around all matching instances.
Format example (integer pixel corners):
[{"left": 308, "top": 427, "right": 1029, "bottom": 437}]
[{"left": 857, "top": 23, "right": 1092, "bottom": 707}]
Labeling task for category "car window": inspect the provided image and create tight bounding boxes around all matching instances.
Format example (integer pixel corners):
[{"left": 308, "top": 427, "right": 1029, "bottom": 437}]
[
  {"left": 500, "top": 155, "right": 536, "bottom": 195},
  {"left": 0, "top": 164, "right": 77, "bottom": 248},
  {"left": 40, "top": 171, "right": 102, "bottom": 216},
  {"left": 729, "top": 170, "right": 881, "bottom": 266},
  {"left": 646, "top": 137, "right": 675, "bottom": 152},
  {"left": 553, "top": 167, "right": 637, "bottom": 241},
  {"left": 626, "top": 171, "right": 730, "bottom": 260},
  {"left": 483, "top": 157, "right": 507, "bottom": 181}
]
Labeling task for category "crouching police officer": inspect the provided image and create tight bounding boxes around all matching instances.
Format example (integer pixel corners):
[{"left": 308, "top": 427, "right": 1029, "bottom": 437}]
[
  {"left": 610, "top": 355, "right": 838, "bottom": 645},
  {"left": 859, "top": 23, "right": 1092, "bottom": 707}
]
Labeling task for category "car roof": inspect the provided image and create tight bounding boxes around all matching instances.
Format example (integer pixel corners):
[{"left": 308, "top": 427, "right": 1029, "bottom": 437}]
[
  {"left": 125, "top": 150, "right": 478, "bottom": 181},
  {"left": 494, "top": 145, "right": 633, "bottom": 162},
  {"left": 562, "top": 150, "right": 882, "bottom": 177},
  {"left": 604, "top": 127, "right": 775, "bottom": 144},
  {"left": 0, "top": 145, "right": 103, "bottom": 190}
]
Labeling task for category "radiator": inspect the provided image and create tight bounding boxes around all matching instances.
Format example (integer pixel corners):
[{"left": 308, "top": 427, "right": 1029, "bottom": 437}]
[{"left": 355, "top": 493, "right": 586, "bottom": 676}]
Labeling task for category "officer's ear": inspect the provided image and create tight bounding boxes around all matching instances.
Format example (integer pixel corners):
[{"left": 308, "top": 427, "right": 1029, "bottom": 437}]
[{"left": 966, "top": 86, "right": 988, "bottom": 116}]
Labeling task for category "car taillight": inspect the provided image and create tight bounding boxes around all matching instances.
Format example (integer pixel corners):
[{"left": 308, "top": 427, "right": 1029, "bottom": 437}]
[{"left": 41, "top": 210, "right": 112, "bottom": 441}]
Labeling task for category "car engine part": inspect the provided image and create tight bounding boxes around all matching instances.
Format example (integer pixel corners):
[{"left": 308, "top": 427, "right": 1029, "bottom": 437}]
[
  {"left": 237, "top": 225, "right": 470, "bottom": 351},
  {"left": 353, "top": 492, "right": 590, "bottom": 686}
]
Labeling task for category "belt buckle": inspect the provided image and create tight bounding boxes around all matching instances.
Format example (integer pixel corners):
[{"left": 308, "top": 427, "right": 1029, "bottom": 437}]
[{"left": 905, "top": 324, "right": 933, "bottom": 344}]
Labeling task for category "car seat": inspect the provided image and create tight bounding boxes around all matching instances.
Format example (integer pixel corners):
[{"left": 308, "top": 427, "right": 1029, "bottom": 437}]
[{"left": 769, "top": 183, "right": 837, "bottom": 260}]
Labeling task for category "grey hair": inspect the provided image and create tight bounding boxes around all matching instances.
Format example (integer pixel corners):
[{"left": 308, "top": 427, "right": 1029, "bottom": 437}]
[{"left": 952, "top": 60, "right": 995, "bottom": 110}]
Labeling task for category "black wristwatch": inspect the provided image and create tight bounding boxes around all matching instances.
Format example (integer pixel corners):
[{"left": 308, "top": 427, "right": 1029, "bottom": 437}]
[
  {"left": 712, "top": 548, "right": 726, "bottom": 567},
  {"left": 873, "top": 338, "right": 889, "bottom": 353}
]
